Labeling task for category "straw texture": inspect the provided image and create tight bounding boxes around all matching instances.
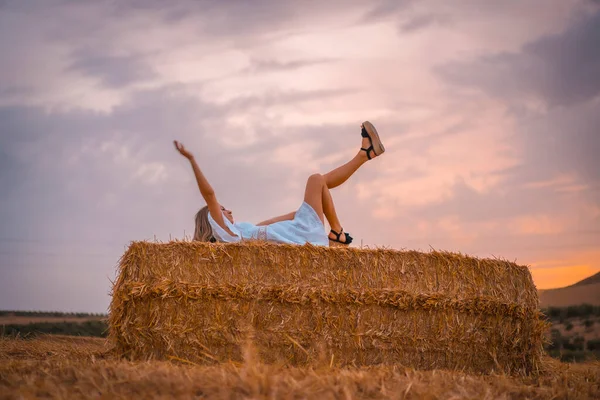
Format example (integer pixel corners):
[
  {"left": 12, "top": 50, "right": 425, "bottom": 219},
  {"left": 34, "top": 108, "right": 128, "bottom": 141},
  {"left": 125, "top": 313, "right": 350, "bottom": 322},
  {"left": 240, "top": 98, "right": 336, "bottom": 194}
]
[{"left": 109, "top": 241, "right": 546, "bottom": 375}]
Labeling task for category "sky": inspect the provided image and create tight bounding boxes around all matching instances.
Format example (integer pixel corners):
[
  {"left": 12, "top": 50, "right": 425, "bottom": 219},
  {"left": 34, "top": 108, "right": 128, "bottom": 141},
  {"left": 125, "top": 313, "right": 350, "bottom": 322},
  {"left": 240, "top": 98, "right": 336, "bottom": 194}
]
[{"left": 1, "top": 0, "right": 599, "bottom": 313}]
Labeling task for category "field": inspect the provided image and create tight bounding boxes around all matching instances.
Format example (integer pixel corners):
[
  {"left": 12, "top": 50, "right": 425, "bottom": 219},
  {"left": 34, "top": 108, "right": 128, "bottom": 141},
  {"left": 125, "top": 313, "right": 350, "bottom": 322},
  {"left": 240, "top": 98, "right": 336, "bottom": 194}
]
[
  {"left": 2, "top": 250, "right": 599, "bottom": 398},
  {"left": 1, "top": 335, "right": 599, "bottom": 399},
  {"left": 543, "top": 305, "right": 600, "bottom": 363},
  {"left": 0, "top": 312, "right": 107, "bottom": 339},
  {"left": 0, "top": 316, "right": 100, "bottom": 325}
]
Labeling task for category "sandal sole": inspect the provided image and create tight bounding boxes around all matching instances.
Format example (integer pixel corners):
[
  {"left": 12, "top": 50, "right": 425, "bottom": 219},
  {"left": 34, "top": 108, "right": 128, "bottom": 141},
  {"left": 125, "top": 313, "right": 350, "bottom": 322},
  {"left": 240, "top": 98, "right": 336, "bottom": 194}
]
[{"left": 362, "top": 121, "right": 385, "bottom": 156}]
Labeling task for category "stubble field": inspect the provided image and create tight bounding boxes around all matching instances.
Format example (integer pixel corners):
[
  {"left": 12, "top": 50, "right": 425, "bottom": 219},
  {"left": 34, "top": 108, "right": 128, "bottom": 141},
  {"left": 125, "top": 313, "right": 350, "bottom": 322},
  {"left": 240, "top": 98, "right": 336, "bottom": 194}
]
[{"left": 1, "top": 335, "right": 599, "bottom": 399}]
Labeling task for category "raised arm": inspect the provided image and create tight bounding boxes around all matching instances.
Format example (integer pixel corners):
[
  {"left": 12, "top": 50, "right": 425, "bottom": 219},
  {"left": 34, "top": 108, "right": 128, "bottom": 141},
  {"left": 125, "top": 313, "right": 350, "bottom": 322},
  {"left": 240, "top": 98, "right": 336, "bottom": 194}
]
[{"left": 174, "top": 140, "right": 235, "bottom": 236}]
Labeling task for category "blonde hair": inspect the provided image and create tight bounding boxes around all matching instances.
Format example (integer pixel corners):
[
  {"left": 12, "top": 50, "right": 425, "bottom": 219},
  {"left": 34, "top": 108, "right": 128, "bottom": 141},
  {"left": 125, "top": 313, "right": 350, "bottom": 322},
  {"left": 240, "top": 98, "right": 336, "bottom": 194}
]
[{"left": 194, "top": 206, "right": 216, "bottom": 242}]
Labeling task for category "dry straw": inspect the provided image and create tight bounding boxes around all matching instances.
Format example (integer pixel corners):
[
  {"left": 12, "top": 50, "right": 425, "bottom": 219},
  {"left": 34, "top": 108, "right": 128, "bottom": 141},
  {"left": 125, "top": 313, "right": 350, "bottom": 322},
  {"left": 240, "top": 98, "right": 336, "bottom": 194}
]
[{"left": 109, "top": 241, "right": 547, "bottom": 375}]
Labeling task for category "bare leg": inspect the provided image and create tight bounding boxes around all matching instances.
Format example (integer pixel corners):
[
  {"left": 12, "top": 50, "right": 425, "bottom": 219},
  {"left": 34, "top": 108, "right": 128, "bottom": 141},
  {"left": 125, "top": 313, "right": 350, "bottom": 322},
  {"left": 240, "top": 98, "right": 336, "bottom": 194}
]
[
  {"left": 304, "top": 174, "right": 326, "bottom": 223},
  {"left": 323, "top": 133, "right": 378, "bottom": 189},
  {"left": 322, "top": 183, "right": 342, "bottom": 234},
  {"left": 323, "top": 152, "right": 367, "bottom": 189},
  {"left": 303, "top": 173, "right": 347, "bottom": 242},
  {"left": 303, "top": 123, "right": 383, "bottom": 244}
]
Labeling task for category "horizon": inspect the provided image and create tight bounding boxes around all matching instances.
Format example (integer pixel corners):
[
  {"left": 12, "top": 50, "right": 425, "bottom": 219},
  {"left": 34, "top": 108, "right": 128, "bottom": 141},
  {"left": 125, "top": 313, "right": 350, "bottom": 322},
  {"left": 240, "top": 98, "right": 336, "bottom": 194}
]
[
  {"left": 1, "top": 245, "right": 598, "bottom": 314},
  {"left": 1, "top": 0, "right": 599, "bottom": 314},
  {"left": 2, "top": 268, "right": 599, "bottom": 314}
]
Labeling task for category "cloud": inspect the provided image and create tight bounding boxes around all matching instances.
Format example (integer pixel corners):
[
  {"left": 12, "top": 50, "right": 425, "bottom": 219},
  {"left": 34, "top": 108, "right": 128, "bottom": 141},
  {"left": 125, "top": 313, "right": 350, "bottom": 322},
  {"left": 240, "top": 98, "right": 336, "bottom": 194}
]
[
  {"left": 223, "top": 88, "right": 360, "bottom": 112},
  {"left": 243, "top": 58, "right": 338, "bottom": 74},
  {"left": 434, "top": 6, "right": 600, "bottom": 203},
  {"left": 399, "top": 13, "right": 449, "bottom": 33},
  {"left": 513, "top": 98, "right": 600, "bottom": 189},
  {"left": 436, "top": 8, "right": 600, "bottom": 107},
  {"left": 67, "top": 50, "right": 157, "bottom": 88},
  {"left": 111, "top": 0, "right": 294, "bottom": 30},
  {"left": 0, "top": 85, "right": 32, "bottom": 97},
  {"left": 362, "top": 0, "right": 414, "bottom": 22}
]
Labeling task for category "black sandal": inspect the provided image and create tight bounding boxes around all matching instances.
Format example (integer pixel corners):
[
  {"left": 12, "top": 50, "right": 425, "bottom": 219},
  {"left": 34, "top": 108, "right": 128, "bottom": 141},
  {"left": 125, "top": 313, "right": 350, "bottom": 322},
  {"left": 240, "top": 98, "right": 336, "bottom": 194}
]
[
  {"left": 361, "top": 121, "right": 385, "bottom": 160},
  {"left": 329, "top": 228, "right": 353, "bottom": 245}
]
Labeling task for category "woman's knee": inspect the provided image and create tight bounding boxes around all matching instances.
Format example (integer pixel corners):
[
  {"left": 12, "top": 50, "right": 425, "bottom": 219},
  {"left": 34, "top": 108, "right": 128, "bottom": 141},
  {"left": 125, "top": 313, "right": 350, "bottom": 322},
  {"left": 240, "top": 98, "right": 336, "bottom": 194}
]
[{"left": 308, "top": 173, "right": 325, "bottom": 185}]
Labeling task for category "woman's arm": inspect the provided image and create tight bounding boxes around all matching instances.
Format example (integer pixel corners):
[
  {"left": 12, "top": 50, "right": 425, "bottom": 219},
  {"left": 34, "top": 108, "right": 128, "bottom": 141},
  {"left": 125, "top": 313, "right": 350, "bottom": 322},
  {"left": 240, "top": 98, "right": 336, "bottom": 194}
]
[
  {"left": 256, "top": 211, "right": 296, "bottom": 226},
  {"left": 174, "top": 141, "right": 236, "bottom": 236}
]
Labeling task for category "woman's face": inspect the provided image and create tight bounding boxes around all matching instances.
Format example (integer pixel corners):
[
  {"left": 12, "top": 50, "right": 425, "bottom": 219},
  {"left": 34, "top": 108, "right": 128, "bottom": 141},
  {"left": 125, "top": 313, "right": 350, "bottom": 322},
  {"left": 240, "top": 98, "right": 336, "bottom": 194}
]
[{"left": 220, "top": 205, "right": 234, "bottom": 223}]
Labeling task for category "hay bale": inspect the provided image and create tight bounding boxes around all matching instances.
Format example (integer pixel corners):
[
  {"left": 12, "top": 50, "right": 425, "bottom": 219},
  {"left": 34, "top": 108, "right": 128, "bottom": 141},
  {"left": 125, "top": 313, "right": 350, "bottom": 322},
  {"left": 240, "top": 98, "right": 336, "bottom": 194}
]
[{"left": 109, "top": 241, "right": 546, "bottom": 375}]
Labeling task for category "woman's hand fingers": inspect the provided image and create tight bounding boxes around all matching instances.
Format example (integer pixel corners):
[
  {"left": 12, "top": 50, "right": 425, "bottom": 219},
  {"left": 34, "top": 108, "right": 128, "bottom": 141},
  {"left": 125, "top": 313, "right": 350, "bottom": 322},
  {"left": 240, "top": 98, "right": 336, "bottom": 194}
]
[
  {"left": 174, "top": 140, "right": 192, "bottom": 158},
  {"left": 174, "top": 140, "right": 185, "bottom": 153}
]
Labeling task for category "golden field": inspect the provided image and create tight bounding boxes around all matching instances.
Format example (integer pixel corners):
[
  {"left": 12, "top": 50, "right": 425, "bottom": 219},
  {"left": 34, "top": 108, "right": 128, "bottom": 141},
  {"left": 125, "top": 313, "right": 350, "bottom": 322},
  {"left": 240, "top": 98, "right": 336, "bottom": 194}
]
[{"left": 1, "top": 335, "right": 599, "bottom": 399}]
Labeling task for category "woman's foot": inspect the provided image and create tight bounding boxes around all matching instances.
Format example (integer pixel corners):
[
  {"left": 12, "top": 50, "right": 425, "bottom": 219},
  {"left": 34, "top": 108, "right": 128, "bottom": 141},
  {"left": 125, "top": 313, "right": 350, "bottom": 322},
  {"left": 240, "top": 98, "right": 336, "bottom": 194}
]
[
  {"left": 329, "top": 228, "right": 353, "bottom": 246},
  {"left": 360, "top": 121, "right": 385, "bottom": 160}
]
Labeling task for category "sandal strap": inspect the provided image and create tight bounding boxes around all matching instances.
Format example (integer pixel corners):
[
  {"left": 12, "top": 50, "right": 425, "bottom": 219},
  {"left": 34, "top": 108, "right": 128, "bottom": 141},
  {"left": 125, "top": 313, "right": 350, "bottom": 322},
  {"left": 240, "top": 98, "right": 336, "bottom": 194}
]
[
  {"left": 329, "top": 228, "right": 353, "bottom": 244},
  {"left": 330, "top": 228, "right": 343, "bottom": 240},
  {"left": 361, "top": 126, "right": 371, "bottom": 141},
  {"left": 361, "top": 125, "right": 375, "bottom": 160},
  {"left": 361, "top": 146, "right": 374, "bottom": 160}
]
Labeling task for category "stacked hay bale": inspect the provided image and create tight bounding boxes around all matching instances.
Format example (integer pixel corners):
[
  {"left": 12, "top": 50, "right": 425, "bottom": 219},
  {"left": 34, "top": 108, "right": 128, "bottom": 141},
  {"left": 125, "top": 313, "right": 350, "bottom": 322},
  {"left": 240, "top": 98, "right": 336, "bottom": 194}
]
[{"left": 109, "top": 241, "right": 546, "bottom": 374}]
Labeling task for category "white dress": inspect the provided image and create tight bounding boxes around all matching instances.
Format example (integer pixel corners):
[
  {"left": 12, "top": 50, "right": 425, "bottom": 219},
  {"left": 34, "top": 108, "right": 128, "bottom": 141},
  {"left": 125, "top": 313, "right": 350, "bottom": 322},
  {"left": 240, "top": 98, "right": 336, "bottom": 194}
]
[{"left": 207, "top": 202, "right": 329, "bottom": 246}]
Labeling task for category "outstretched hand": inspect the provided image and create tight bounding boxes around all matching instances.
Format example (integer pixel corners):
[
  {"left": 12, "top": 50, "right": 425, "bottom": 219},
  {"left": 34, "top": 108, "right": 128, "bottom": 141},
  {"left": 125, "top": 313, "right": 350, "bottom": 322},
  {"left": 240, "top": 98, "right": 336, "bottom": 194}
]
[{"left": 174, "top": 140, "right": 193, "bottom": 159}]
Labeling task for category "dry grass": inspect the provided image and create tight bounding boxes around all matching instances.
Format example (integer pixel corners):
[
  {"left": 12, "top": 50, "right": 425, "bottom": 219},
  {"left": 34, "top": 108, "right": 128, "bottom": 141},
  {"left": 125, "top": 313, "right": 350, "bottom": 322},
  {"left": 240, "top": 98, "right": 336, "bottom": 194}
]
[
  {"left": 109, "top": 241, "right": 546, "bottom": 375},
  {"left": 1, "top": 336, "right": 599, "bottom": 399}
]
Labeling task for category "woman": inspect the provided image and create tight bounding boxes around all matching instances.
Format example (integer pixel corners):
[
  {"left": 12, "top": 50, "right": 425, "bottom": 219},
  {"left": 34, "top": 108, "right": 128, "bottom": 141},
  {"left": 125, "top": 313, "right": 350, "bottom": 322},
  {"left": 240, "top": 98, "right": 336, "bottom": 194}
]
[{"left": 174, "top": 121, "right": 385, "bottom": 247}]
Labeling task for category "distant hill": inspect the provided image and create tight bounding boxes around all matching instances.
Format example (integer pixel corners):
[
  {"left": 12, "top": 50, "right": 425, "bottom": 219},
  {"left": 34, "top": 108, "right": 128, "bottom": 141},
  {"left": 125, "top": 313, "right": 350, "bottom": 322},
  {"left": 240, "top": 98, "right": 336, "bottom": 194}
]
[
  {"left": 539, "top": 272, "right": 600, "bottom": 308},
  {"left": 570, "top": 272, "right": 600, "bottom": 288}
]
